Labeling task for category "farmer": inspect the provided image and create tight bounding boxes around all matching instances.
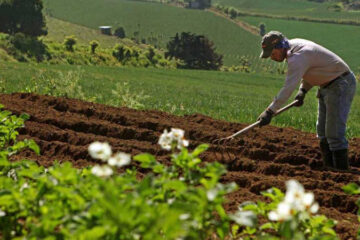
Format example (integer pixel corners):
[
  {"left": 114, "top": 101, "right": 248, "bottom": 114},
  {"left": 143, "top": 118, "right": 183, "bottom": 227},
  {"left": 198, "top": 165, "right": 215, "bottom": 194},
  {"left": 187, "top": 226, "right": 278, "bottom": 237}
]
[{"left": 257, "top": 31, "right": 357, "bottom": 170}]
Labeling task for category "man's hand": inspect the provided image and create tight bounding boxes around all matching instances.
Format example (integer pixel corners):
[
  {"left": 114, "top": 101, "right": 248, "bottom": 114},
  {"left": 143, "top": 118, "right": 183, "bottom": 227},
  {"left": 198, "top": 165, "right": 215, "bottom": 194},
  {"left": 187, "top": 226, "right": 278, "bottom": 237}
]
[
  {"left": 294, "top": 88, "right": 307, "bottom": 107},
  {"left": 257, "top": 109, "right": 274, "bottom": 127}
]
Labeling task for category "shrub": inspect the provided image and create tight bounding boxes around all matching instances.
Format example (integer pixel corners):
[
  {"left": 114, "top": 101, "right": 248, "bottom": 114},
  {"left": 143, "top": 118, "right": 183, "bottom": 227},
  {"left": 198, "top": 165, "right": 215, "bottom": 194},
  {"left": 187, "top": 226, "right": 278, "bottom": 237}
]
[
  {"left": 229, "top": 7, "right": 238, "bottom": 19},
  {"left": 166, "top": 32, "right": 223, "bottom": 70},
  {"left": 8, "top": 33, "right": 49, "bottom": 62},
  {"left": 0, "top": 0, "right": 47, "bottom": 37},
  {"left": 63, "top": 35, "right": 77, "bottom": 52},
  {"left": 24, "top": 68, "right": 96, "bottom": 102},
  {"left": 109, "top": 81, "right": 150, "bottom": 109},
  {"left": 259, "top": 23, "right": 266, "bottom": 36},
  {"left": 114, "top": 27, "right": 126, "bottom": 38},
  {"left": 89, "top": 40, "right": 99, "bottom": 54}
]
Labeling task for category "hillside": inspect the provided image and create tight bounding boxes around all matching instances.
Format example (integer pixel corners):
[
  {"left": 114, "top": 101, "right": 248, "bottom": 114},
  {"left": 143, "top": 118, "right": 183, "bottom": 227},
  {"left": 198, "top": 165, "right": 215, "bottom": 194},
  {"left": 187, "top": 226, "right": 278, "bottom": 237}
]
[
  {"left": 45, "top": 16, "right": 138, "bottom": 48},
  {"left": 43, "top": 0, "right": 261, "bottom": 66},
  {"left": 212, "top": 0, "right": 360, "bottom": 21}
]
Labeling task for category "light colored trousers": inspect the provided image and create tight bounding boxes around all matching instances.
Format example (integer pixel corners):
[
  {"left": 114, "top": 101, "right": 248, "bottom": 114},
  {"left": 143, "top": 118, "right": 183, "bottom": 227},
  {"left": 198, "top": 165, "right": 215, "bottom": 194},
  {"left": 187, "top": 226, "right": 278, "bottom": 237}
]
[{"left": 317, "top": 72, "right": 357, "bottom": 151}]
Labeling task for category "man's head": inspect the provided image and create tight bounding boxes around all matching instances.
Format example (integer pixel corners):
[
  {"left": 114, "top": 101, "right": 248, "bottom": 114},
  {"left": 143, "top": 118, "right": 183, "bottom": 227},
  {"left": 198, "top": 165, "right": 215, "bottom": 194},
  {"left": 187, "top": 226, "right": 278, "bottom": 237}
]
[{"left": 260, "top": 31, "right": 289, "bottom": 62}]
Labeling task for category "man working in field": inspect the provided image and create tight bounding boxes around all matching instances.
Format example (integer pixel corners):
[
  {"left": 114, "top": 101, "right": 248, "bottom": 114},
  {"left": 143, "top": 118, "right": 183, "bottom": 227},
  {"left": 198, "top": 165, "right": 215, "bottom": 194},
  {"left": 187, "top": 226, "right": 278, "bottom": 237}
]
[{"left": 258, "top": 31, "right": 357, "bottom": 170}]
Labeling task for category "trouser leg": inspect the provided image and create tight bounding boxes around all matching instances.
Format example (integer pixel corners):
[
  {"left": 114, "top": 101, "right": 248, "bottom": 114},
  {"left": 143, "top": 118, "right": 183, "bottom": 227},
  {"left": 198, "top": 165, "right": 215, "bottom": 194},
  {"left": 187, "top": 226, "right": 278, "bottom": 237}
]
[
  {"left": 324, "top": 74, "right": 356, "bottom": 151},
  {"left": 323, "top": 73, "right": 357, "bottom": 170},
  {"left": 317, "top": 89, "right": 333, "bottom": 167}
]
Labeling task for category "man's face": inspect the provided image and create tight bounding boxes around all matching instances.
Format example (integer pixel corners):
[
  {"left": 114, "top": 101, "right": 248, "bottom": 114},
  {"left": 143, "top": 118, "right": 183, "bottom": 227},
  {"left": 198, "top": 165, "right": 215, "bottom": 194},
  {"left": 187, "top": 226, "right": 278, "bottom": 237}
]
[{"left": 270, "top": 48, "right": 286, "bottom": 62}]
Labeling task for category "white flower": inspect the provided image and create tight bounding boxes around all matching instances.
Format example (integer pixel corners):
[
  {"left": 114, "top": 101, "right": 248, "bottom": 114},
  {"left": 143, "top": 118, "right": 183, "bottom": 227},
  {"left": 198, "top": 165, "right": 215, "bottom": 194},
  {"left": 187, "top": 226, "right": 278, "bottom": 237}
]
[
  {"left": 230, "top": 210, "right": 257, "bottom": 227},
  {"left": 309, "top": 203, "right": 319, "bottom": 214},
  {"left": 284, "top": 180, "right": 307, "bottom": 211},
  {"left": 167, "top": 198, "right": 175, "bottom": 204},
  {"left": 158, "top": 128, "right": 189, "bottom": 151},
  {"left": 20, "top": 182, "right": 29, "bottom": 192},
  {"left": 207, "top": 189, "right": 218, "bottom": 201},
  {"left": 88, "top": 142, "right": 112, "bottom": 161},
  {"left": 179, "top": 213, "right": 190, "bottom": 220},
  {"left": 158, "top": 129, "right": 173, "bottom": 150},
  {"left": 171, "top": 128, "right": 189, "bottom": 150},
  {"left": 269, "top": 202, "right": 293, "bottom": 221},
  {"left": 91, "top": 165, "right": 113, "bottom": 177},
  {"left": 0, "top": 210, "right": 5, "bottom": 217},
  {"left": 269, "top": 179, "right": 320, "bottom": 223},
  {"left": 284, "top": 180, "right": 319, "bottom": 214},
  {"left": 108, "top": 152, "right": 131, "bottom": 167}
]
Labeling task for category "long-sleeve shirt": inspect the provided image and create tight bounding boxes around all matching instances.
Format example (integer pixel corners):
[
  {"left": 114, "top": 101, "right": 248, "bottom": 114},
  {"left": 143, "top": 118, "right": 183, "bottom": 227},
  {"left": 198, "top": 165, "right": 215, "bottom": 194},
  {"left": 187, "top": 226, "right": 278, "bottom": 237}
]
[{"left": 268, "top": 38, "right": 350, "bottom": 112}]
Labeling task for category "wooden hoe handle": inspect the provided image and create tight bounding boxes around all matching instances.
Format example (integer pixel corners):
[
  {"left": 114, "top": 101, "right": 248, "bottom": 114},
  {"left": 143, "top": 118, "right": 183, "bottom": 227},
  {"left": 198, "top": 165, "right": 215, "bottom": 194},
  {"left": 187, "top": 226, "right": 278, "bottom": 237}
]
[{"left": 224, "top": 100, "right": 299, "bottom": 140}]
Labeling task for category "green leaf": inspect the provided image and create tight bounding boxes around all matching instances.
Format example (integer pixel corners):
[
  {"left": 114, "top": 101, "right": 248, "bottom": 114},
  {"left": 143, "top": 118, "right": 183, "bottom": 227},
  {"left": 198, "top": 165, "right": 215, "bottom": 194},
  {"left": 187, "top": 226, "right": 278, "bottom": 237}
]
[
  {"left": 191, "top": 144, "right": 208, "bottom": 157},
  {"left": 19, "top": 113, "right": 30, "bottom": 121},
  {"left": 322, "top": 226, "right": 337, "bottom": 236},
  {"left": 81, "top": 226, "right": 107, "bottom": 238},
  {"left": 134, "top": 153, "right": 157, "bottom": 168},
  {"left": 27, "top": 139, "right": 40, "bottom": 155},
  {"left": 343, "top": 183, "right": 360, "bottom": 194},
  {"left": 260, "top": 222, "right": 274, "bottom": 230}
]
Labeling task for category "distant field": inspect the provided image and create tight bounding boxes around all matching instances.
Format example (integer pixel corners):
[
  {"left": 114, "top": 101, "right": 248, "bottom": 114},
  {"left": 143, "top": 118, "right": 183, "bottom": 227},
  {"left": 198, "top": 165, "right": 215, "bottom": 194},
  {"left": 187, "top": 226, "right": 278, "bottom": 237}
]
[
  {"left": 213, "top": 0, "right": 360, "bottom": 21},
  {"left": 2, "top": 62, "right": 360, "bottom": 137},
  {"left": 43, "top": 0, "right": 260, "bottom": 66},
  {"left": 45, "top": 17, "right": 138, "bottom": 48},
  {"left": 239, "top": 16, "right": 360, "bottom": 71}
]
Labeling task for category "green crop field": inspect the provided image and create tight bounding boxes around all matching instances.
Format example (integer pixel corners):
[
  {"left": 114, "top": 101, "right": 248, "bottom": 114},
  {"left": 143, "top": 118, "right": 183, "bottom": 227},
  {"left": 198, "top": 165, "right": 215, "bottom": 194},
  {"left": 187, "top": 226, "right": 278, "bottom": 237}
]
[
  {"left": 1, "top": 62, "right": 360, "bottom": 137},
  {"left": 213, "top": 0, "right": 360, "bottom": 21},
  {"left": 239, "top": 16, "right": 360, "bottom": 71},
  {"left": 45, "top": 17, "right": 138, "bottom": 48},
  {"left": 43, "top": 0, "right": 261, "bottom": 66}
]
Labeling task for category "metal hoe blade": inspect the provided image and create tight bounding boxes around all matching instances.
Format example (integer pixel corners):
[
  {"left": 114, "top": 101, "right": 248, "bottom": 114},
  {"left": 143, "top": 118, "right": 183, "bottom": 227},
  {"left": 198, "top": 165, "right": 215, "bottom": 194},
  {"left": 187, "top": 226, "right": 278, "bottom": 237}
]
[{"left": 212, "top": 100, "right": 299, "bottom": 162}]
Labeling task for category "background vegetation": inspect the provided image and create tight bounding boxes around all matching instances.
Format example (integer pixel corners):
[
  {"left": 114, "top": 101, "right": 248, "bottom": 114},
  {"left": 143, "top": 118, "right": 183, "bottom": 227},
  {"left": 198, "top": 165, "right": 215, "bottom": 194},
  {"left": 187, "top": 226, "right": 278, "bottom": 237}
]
[{"left": 42, "top": 0, "right": 260, "bottom": 66}]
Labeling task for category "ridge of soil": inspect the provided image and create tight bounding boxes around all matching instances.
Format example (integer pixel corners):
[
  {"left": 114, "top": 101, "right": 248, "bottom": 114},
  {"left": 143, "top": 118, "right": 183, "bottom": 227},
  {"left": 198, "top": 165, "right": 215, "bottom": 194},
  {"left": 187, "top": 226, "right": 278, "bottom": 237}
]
[{"left": 1, "top": 93, "right": 360, "bottom": 239}]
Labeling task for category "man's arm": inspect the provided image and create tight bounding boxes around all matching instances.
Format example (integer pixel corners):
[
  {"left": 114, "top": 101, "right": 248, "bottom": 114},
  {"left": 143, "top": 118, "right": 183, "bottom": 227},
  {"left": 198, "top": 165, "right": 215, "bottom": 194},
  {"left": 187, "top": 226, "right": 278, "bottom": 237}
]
[{"left": 268, "top": 55, "right": 309, "bottom": 112}]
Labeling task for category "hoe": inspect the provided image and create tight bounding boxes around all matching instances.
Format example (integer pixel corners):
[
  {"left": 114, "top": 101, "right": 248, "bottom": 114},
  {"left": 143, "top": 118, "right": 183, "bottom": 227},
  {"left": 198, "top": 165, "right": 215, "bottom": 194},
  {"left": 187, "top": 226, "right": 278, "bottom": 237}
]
[{"left": 212, "top": 100, "right": 299, "bottom": 161}]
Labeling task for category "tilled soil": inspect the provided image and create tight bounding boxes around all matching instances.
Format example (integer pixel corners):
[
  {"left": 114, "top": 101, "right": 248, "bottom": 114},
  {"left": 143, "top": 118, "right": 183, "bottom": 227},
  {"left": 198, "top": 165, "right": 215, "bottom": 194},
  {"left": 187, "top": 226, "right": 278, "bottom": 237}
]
[{"left": 1, "top": 92, "right": 360, "bottom": 239}]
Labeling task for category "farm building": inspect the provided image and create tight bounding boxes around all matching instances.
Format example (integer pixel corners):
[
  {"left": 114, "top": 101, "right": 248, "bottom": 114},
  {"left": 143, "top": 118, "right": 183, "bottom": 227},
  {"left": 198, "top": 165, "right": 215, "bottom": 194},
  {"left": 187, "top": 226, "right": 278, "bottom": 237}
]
[{"left": 99, "top": 26, "right": 112, "bottom": 35}]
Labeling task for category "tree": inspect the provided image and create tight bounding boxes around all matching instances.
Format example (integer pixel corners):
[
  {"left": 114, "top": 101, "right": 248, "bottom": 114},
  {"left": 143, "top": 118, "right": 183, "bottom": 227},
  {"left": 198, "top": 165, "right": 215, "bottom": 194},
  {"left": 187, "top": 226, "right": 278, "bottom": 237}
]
[
  {"left": 229, "top": 7, "right": 237, "bottom": 19},
  {"left": 114, "top": 27, "right": 126, "bottom": 38},
  {"left": 89, "top": 40, "right": 99, "bottom": 54},
  {"left": 166, "top": 32, "right": 223, "bottom": 70},
  {"left": 64, "top": 35, "right": 77, "bottom": 51},
  {"left": 0, "top": 0, "right": 47, "bottom": 37},
  {"left": 259, "top": 23, "right": 266, "bottom": 36}
]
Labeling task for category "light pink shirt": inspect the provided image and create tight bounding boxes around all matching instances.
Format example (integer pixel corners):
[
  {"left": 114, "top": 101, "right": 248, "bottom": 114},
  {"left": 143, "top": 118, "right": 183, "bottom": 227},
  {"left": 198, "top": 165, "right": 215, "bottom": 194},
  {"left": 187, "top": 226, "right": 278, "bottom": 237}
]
[{"left": 268, "top": 38, "right": 350, "bottom": 112}]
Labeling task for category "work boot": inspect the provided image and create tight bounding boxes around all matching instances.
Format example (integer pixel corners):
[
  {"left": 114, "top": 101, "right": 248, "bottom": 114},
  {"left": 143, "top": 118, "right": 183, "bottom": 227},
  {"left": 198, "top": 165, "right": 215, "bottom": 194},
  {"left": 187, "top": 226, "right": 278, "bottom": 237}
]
[
  {"left": 333, "top": 149, "right": 349, "bottom": 170},
  {"left": 320, "top": 139, "right": 334, "bottom": 168}
]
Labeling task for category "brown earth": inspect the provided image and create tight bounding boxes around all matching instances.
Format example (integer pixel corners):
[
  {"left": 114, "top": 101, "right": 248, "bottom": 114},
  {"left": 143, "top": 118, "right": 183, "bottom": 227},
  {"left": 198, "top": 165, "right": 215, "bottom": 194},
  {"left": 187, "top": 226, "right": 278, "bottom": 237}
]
[{"left": 1, "top": 92, "right": 360, "bottom": 239}]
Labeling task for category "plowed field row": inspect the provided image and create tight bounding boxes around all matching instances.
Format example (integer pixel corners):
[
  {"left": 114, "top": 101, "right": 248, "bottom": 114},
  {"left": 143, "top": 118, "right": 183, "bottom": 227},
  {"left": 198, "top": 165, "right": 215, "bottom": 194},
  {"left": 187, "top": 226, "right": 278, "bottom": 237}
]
[{"left": 1, "top": 93, "right": 360, "bottom": 239}]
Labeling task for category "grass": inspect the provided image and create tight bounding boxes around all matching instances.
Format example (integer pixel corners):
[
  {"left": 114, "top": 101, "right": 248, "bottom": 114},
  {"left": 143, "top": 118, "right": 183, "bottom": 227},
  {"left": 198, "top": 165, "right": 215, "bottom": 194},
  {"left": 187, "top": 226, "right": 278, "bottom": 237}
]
[
  {"left": 1, "top": 61, "right": 360, "bottom": 138},
  {"left": 212, "top": 0, "right": 360, "bottom": 21},
  {"left": 45, "top": 16, "right": 139, "bottom": 48},
  {"left": 43, "top": 0, "right": 260, "bottom": 66},
  {"left": 239, "top": 16, "right": 360, "bottom": 71}
]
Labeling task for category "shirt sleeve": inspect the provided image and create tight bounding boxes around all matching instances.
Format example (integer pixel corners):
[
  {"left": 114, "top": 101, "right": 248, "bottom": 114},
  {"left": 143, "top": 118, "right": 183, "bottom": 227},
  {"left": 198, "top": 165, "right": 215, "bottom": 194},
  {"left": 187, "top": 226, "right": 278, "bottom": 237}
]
[
  {"left": 299, "top": 80, "right": 313, "bottom": 92},
  {"left": 268, "top": 55, "right": 309, "bottom": 112}
]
